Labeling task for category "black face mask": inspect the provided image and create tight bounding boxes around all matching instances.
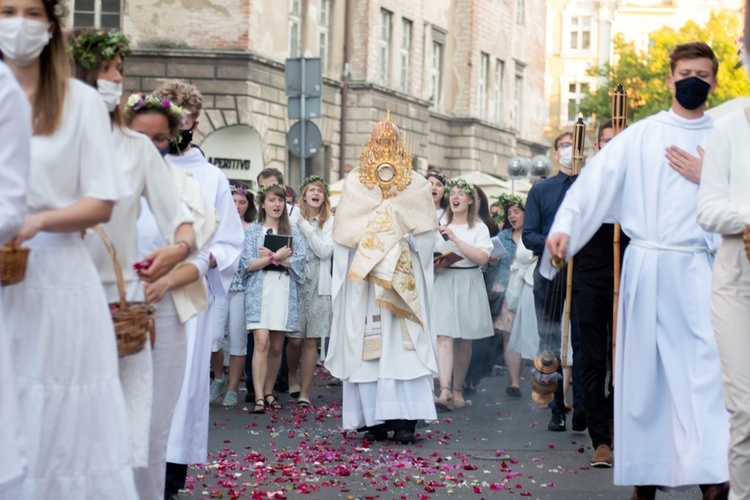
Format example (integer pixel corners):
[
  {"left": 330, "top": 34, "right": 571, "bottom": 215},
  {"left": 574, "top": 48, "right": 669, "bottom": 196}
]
[
  {"left": 169, "top": 128, "right": 194, "bottom": 155},
  {"left": 674, "top": 76, "right": 711, "bottom": 110}
]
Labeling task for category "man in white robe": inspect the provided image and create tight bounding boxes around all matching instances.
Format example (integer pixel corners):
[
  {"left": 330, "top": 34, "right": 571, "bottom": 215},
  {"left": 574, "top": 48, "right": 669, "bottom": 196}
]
[
  {"left": 153, "top": 80, "right": 244, "bottom": 500},
  {"left": 546, "top": 42, "right": 729, "bottom": 499},
  {"left": 0, "top": 60, "right": 30, "bottom": 497},
  {"left": 325, "top": 114, "right": 439, "bottom": 444}
]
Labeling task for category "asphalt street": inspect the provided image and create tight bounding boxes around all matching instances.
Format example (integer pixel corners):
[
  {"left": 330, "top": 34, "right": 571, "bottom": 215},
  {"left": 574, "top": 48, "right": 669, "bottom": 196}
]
[{"left": 191, "top": 366, "right": 700, "bottom": 500}]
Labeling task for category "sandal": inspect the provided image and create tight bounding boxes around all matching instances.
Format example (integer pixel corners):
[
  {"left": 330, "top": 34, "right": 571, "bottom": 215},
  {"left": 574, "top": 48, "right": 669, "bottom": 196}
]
[
  {"left": 434, "top": 386, "right": 454, "bottom": 412},
  {"left": 264, "top": 394, "right": 283, "bottom": 410},
  {"left": 296, "top": 398, "right": 312, "bottom": 408},
  {"left": 251, "top": 399, "right": 266, "bottom": 414},
  {"left": 452, "top": 388, "right": 467, "bottom": 409}
]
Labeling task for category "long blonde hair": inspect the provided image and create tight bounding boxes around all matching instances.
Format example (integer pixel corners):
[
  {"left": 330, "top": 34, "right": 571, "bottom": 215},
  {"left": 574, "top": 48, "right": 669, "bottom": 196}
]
[
  {"left": 298, "top": 180, "right": 331, "bottom": 228},
  {"left": 25, "top": 1, "right": 69, "bottom": 135}
]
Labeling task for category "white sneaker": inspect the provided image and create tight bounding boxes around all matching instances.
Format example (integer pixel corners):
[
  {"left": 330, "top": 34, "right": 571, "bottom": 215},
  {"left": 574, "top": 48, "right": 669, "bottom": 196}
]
[
  {"left": 222, "top": 391, "right": 238, "bottom": 407},
  {"left": 209, "top": 378, "right": 226, "bottom": 403}
]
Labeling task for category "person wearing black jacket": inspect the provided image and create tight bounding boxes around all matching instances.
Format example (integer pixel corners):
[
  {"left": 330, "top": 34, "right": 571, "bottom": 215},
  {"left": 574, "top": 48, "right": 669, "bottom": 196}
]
[
  {"left": 522, "top": 131, "right": 582, "bottom": 433},
  {"left": 571, "top": 120, "right": 629, "bottom": 468}
]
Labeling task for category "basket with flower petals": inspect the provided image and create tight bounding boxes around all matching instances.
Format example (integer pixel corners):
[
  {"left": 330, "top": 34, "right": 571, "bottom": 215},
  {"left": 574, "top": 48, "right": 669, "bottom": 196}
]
[{"left": 0, "top": 243, "right": 30, "bottom": 286}]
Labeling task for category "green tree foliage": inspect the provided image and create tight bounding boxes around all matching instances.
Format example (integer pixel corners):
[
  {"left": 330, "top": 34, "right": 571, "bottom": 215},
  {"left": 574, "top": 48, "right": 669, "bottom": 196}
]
[{"left": 578, "top": 11, "right": 749, "bottom": 122}]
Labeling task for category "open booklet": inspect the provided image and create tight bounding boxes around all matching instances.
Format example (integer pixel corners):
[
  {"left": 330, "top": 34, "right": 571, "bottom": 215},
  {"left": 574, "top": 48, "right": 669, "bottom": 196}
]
[
  {"left": 490, "top": 235, "right": 509, "bottom": 260},
  {"left": 433, "top": 251, "right": 464, "bottom": 267}
]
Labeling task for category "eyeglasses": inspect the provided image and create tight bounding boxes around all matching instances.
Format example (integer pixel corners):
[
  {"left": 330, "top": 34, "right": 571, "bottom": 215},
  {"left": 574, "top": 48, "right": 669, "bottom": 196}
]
[{"left": 558, "top": 141, "right": 573, "bottom": 149}]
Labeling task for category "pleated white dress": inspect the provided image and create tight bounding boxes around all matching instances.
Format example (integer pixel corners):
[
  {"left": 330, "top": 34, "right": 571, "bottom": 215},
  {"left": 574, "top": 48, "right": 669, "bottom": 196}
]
[
  {"left": 432, "top": 223, "right": 494, "bottom": 340},
  {"left": 1, "top": 80, "right": 137, "bottom": 499}
]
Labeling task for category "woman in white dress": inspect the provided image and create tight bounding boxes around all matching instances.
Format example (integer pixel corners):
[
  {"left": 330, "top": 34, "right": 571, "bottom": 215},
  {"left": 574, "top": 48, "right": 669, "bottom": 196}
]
[
  {"left": 0, "top": 1, "right": 137, "bottom": 497},
  {"left": 241, "top": 183, "right": 306, "bottom": 413},
  {"left": 209, "top": 184, "right": 256, "bottom": 407},
  {"left": 433, "top": 179, "right": 494, "bottom": 411},
  {"left": 68, "top": 30, "right": 198, "bottom": 496},
  {"left": 123, "top": 93, "right": 216, "bottom": 500},
  {"left": 0, "top": 59, "right": 31, "bottom": 497},
  {"left": 288, "top": 175, "right": 334, "bottom": 408}
]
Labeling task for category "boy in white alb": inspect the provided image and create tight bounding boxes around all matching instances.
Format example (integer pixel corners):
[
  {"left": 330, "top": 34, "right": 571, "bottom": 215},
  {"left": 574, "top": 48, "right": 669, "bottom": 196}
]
[
  {"left": 546, "top": 42, "right": 729, "bottom": 499},
  {"left": 153, "top": 80, "right": 244, "bottom": 500}
]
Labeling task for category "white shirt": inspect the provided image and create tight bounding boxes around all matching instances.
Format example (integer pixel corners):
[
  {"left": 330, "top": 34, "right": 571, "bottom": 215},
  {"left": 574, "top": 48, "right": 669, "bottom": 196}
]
[{"left": 698, "top": 108, "right": 750, "bottom": 234}]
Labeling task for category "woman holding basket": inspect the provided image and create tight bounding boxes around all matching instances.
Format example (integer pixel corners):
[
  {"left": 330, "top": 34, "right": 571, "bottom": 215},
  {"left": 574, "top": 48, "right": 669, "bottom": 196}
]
[{"left": 0, "top": 0, "right": 136, "bottom": 497}]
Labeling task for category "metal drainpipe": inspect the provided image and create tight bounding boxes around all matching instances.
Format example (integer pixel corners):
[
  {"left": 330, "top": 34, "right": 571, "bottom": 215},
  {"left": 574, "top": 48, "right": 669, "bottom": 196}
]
[{"left": 339, "top": 0, "right": 352, "bottom": 178}]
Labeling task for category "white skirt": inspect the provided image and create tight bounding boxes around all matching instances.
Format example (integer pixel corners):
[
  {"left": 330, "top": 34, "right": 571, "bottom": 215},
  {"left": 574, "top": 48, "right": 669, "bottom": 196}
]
[
  {"left": 0, "top": 296, "right": 25, "bottom": 496},
  {"left": 433, "top": 267, "right": 493, "bottom": 340},
  {"left": 342, "top": 375, "right": 437, "bottom": 429},
  {"left": 2, "top": 232, "right": 137, "bottom": 499},
  {"left": 247, "top": 270, "right": 292, "bottom": 332},
  {"left": 507, "top": 281, "right": 539, "bottom": 360}
]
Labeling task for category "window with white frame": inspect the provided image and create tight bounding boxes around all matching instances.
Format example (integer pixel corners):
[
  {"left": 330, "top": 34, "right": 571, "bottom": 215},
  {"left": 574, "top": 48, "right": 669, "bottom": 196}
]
[
  {"left": 377, "top": 9, "right": 392, "bottom": 87},
  {"left": 318, "top": 0, "right": 331, "bottom": 73},
  {"left": 493, "top": 59, "right": 504, "bottom": 124},
  {"left": 399, "top": 19, "right": 412, "bottom": 94},
  {"left": 516, "top": 0, "right": 524, "bottom": 25},
  {"left": 566, "top": 82, "right": 590, "bottom": 122},
  {"left": 289, "top": 0, "right": 302, "bottom": 57},
  {"left": 569, "top": 17, "right": 591, "bottom": 51},
  {"left": 71, "top": 0, "right": 121, "bottom": 29},
  {"left": 478, "top": 52, "right": 489, "bottom": 120},
  {"left": 429, "top": 39, "right": 443, "bottom": 110},
  {"left": 513, "top": 63, "right": 524, "bottom": 131}
]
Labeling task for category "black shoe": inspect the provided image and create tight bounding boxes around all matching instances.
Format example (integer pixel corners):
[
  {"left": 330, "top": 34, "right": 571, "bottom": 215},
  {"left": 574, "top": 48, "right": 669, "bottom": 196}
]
[
  {"left": 547, "top": 412, "right": 566, "bottom": 432},
  {"left": 393, "top": 428, "right": 415, "bottom": 444},
  {"left": 362, "top": 423, "right": 388, "bottom": 442},
  {"left": 274, "top": 378, "right": 289, "bottom": 393},
  {"left": 572, "top": 406, "right": 587, "bottom": 432},
  {"left": 164, "top": 490, "right": 180, "bottom": 500}
]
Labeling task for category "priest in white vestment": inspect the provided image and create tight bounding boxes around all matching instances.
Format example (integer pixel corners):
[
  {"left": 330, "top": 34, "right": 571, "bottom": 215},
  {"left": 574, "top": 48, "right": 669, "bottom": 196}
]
[
  {"left": 325, "top": 112, "right": 439, "bottom": 444},
  {"left": 546, "top": 42, "right": 729, "bottom": 498}
]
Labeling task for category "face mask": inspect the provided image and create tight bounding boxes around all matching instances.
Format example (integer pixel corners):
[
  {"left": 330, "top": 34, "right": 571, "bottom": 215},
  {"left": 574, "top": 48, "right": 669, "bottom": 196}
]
[
  {"left": 558, "top": 146, "right": 573, "bottom": 169},
  {"left": 674, "top": 76, "right": 711, "bottom": 110},
  {"left": 96, "top": 79, "right": 122, "bottom": 113},
  {"left": 169, "top": 128, "right": 194, "bottom": 155},
  {"left": 0, "top": 18, "right": 51, "bottom": 67}
]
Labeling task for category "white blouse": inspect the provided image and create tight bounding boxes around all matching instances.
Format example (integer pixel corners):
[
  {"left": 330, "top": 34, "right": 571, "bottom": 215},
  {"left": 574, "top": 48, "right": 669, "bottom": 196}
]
[
  {"left": 87, "top": 127, "right": 193, "bottom": 303},
  {"left": 28, "top": 79, "right": 129, "bottom": 213},
  {"left": 0, "top": 61, "right": 29, "bottom": 245},
  {"left": 698, "top": 109, "right": 750, "bottom": 235},
  {"left": 434, "top": 221, "right": 493, "bottom": 267}
]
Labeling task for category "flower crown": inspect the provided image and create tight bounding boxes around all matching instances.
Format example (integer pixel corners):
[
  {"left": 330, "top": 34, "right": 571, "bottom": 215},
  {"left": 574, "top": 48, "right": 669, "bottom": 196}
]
[
  {"left": 256, "top": 182, "right": 286, "bottom": 198},
  {"left": 299, "top": 175, "right": 330, "bottom": 196},
  {"left": 446, "top": 178, "right": 476, "bottom": 199},
  {"left": 231, "top": 184, "right": 251, "bottom": 197},
  {"left": 45, "top": 0, "right": 66, "bottom": 18},
  {"left": 425, "top": 170, "right": 448, "bottom": 186},
  {"left": 492, "top": 193, "right": 526, "bottom": 222},
  {"left": 125, "top": 93, "right": 186, "bottom": 122},
  {"left": 69, "top": 29, "right": 132, "bottom": 70}
]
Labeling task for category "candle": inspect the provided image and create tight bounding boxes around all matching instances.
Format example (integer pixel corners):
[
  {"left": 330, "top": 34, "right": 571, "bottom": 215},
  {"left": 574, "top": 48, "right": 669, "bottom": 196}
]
[
  {"left": 612, "top": 84, "right": 628, "bottom": 134},
  {"left": 573, "top": 115, "right": 586, "bottom": 154}
]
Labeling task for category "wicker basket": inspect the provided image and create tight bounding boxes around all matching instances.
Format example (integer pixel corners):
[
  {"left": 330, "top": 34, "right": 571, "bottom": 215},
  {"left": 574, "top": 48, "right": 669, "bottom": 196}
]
[
  {"left": 93, "top": 226, "right": 155, "bottom": 357},
  {"left": 744, "top": 225, "right": 750, "bottom": 262},
  {"left": 0, "top": 243, "right": 30, "bottom": 286}
]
